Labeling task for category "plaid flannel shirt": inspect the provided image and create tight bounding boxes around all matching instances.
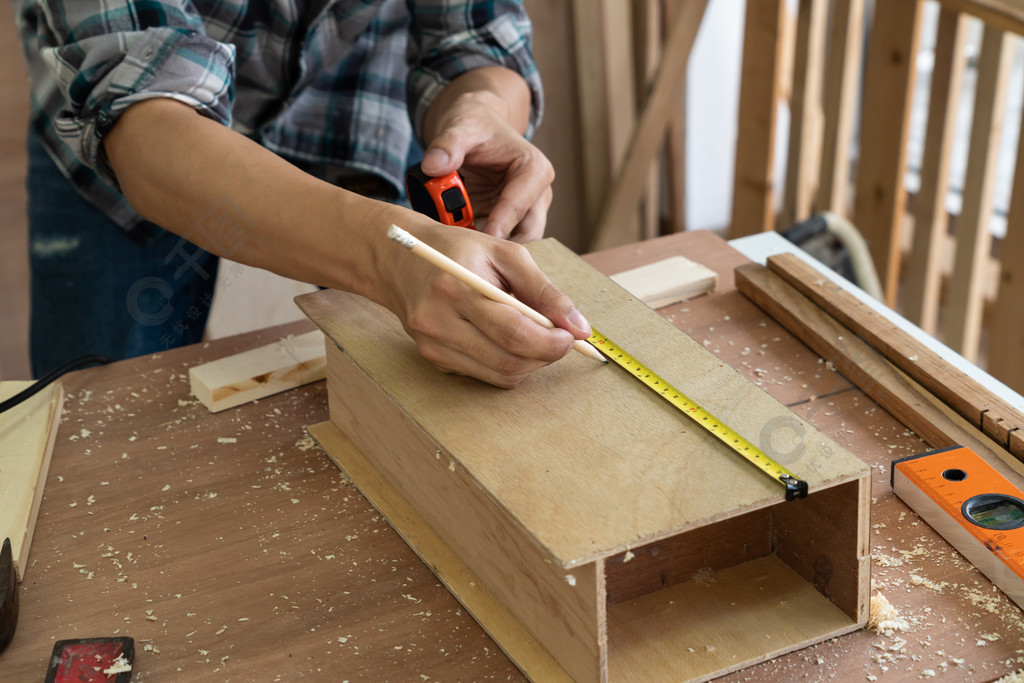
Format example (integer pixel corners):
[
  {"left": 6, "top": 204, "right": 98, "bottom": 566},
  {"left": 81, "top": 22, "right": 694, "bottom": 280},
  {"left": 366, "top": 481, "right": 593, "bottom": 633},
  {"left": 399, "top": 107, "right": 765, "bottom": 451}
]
[{"left": 14, "top": 0, "right": 543, "bottom": 233}]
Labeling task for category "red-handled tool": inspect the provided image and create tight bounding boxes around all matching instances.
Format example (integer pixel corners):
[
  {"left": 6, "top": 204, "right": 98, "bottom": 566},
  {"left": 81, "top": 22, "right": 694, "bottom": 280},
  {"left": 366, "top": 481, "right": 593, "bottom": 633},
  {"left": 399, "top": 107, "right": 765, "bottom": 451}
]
[{"left": 405, "top": 162, "right": 475, "bottom": 229}]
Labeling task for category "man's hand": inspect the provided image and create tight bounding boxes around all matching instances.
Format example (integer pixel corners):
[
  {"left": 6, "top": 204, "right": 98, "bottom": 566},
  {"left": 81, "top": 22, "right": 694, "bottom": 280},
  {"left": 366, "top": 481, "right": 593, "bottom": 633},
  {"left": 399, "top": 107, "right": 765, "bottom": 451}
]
[
  {"left": 378, "top": 218, "right": 590, "bottom": 388},
  {"left": 421, "top": 67, "right": 554, "bottom": 242}
]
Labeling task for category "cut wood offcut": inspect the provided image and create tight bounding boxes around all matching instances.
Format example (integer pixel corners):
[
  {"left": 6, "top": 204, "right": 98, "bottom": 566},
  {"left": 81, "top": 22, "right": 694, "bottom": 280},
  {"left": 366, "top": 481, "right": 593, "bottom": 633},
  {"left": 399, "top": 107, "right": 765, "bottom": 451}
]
[
  {"left": 190, "top": 330, "right": 326, "bottom": 412},
  {"left": 609, "top": 254, "right": 717, "bottom": 308}
]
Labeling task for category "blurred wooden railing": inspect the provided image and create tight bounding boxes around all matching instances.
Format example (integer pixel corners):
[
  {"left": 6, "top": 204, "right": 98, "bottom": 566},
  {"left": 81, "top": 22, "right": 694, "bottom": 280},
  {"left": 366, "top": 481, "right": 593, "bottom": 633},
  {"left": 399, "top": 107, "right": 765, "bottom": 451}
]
[
  {"left": 572, "top": 0, "right": 1024, "bottom": 394},
  {"left": 730, "top": 0, "right": 1024, "bottom": 392}
]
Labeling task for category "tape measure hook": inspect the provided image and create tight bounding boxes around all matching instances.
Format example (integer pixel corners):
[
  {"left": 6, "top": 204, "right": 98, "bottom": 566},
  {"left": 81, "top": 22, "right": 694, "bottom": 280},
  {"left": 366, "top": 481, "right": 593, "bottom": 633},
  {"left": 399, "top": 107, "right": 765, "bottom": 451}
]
[{"left": 781, "top": 475, "right": 809, "bottom": 501}]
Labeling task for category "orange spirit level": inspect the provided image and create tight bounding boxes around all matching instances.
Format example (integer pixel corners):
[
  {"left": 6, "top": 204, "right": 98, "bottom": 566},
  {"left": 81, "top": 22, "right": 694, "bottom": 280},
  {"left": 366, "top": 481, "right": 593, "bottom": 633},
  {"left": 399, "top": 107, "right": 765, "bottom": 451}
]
[{"left": 891, "top": 445, "right": 1024, "bottom": 608}]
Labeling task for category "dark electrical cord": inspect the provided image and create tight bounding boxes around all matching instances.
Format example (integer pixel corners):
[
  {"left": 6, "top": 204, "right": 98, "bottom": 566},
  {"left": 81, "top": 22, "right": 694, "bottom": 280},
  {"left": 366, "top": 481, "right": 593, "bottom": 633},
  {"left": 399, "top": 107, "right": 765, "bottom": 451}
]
[{"left": 0, "top": 355, "right": 113, "bottom": 413}]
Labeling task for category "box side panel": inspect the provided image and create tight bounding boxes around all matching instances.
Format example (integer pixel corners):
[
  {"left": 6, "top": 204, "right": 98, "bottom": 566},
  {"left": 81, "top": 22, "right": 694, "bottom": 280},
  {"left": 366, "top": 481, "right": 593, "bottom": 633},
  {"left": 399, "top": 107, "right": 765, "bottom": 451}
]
[
  {"left": 604, "top": 508, "right": 773, "bottom": 604},
  {"left": 606, "top": 555, "right": 859, "bottom": 682},
  {"left": 307, "top": 420, "right": 577, "bottom": 682},
  {"left": 327, "top": 343, "right": 606, "bottom": 682},
  {"left": 772, "top": 476, "right": 871, "bottom": 622}
]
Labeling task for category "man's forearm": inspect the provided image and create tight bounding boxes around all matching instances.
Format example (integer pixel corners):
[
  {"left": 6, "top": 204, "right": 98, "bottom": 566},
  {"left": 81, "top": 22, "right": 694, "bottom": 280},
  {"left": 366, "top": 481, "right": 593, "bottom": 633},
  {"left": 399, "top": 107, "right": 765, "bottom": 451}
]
[{"left": 102, "top": 98, "right": 401, "bottom": 303}]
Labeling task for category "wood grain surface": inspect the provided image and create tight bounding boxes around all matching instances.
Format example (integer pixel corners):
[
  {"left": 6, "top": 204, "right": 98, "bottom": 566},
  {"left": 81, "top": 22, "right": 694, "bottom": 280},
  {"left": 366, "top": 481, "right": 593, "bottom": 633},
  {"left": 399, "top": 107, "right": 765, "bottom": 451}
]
[{"left": 2, "top": 232, "right": 1023, "bottom": 681}]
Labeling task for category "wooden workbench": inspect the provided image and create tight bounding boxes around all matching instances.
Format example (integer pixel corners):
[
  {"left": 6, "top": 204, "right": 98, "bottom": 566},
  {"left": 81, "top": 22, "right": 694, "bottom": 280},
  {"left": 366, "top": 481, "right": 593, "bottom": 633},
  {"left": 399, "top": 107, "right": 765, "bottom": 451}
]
[{"left": 2, "top": 230, "right": 1022, "bottom": 681}]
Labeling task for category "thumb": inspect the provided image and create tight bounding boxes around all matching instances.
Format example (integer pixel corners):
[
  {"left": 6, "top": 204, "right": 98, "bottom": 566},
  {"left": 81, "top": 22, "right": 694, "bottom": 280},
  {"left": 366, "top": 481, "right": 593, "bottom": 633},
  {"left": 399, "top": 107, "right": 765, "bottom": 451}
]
[
  {"left": 507, "top": 259, "right": 592, "bottom": 341},
  {"left": 420, "top": 141, "right": 465, "bottom": 178}
]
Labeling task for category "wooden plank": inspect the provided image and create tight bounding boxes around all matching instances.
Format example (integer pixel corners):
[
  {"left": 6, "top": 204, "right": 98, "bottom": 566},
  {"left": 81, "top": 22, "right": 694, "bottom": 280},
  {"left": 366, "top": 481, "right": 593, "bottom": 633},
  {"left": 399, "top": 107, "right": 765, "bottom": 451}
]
[
  {"left": 852, "top": 0, "right": 924, "bottom": 304},
  {"left": 988, "top": 51, "right": 1024, "bottom": 395},
  {"left": 603, "top": 0, "right": 637, "bottom": 188},
  {"left": 780, "top": 0, "right": 828, "bottom": 229},
  {"left": 0, "top": 381, "right": 63, "bottom": 578},
  {"left": 730, "top": 0, "right": 787, "bottom": 237},
  {"left": 662, "top": 0, "right": 688, "bottom": 234},
  {"left": 609, "top": 254, "right": 717, "bottom": 308},
  {"left": 571, "top": 0, "right": 613, "bottom": 231},
  {"left": 765, "top": 252, "right": 1024, "bottom": 460},
  {"left": 817, "top": 0, "right": 865, "bottom": 215},
  {"left": 589, "top": 0, "right": 709, "bottom": 250},
  {"left": 635, "top": 0, "right": 664, "bottom": 241},
  {"left": 943, "top": 25, "right": 1014, "bottom": 360},
  {"left": 902, "top": 8, "right": 969, "bottom": 333},
  {"left": 306, "top": 420, "right": 573, "bottom": 682},
  {"left": 189, "top": 330, "right": 326, "bottom": 412},
  {"left": 735, "top": 262, "right": 1024, "bottom": 477}
]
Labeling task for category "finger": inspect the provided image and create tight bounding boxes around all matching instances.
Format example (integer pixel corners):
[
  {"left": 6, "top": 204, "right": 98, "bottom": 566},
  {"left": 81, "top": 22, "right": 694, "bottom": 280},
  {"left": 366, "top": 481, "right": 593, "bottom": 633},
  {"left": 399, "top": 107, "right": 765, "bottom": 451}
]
[
  {"left": 461, "top": 292, "right": 576, "bottom": 362},
  {"left": 481, "top": 155, "right": 553, "bottom": 238},
  {"left": 491, "top": 243, "right": 592, "bottom": 340},
  {"left": 421, "top": 123, "right": 485, "bottom": 177},
  {"left": 408, "top": 312, "right": 556, "bottom": 388},
  {"left": 508, "top": 187, "right": 552, "bottom": 243}
]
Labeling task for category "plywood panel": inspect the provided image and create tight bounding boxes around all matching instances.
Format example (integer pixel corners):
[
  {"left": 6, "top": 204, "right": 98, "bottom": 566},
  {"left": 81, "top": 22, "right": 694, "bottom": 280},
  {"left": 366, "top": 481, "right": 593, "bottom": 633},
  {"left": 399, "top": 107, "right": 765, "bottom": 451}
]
[
  {"left": 307, "top": 420, "right": 574, "bottom": 682},
  {"left": 607, "top": 555, "right": 862, "bottom": 683}
]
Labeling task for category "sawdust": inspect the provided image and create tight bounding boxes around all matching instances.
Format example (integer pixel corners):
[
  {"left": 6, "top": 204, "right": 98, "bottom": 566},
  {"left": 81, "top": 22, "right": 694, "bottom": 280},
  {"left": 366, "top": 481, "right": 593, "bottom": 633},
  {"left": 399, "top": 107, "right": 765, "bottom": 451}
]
[{"left": 867, "top": 593, "right": 909, "bottom": 636}]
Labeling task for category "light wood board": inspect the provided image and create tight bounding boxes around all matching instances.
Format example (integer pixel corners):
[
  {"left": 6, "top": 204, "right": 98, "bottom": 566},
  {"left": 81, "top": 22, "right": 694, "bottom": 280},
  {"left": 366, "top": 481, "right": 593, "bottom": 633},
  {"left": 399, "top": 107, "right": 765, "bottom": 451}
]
[
  {"left": 189, "top": 330, "right": 326, "bottom": 412},
  {"left": 0, "top": 381, "right": 63, "bottom": 578},
  {"left": 609, "top": 254, "right": 716, "bottom": 308}
]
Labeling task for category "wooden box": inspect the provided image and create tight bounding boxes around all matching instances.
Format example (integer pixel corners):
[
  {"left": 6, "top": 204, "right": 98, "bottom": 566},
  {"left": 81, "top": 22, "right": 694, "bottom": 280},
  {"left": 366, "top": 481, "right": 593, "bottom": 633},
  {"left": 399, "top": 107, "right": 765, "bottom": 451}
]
[{"left": 298, "top": 239, "right": 870, "bottom": 682}]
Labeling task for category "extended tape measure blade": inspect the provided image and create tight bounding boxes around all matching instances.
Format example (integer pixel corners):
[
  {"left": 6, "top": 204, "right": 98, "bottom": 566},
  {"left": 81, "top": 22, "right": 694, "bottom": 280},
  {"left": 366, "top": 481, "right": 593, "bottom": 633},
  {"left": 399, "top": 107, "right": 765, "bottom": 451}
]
[{"left": 587, "top": 328, "right": 808, "bottom": 501}]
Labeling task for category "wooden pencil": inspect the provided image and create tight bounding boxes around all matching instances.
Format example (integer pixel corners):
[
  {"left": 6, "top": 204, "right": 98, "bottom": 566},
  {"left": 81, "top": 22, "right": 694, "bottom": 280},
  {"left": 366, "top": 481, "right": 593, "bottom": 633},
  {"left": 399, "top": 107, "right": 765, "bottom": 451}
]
[{"left": 387, "top": 224, "right": 606, "bottom": 363}]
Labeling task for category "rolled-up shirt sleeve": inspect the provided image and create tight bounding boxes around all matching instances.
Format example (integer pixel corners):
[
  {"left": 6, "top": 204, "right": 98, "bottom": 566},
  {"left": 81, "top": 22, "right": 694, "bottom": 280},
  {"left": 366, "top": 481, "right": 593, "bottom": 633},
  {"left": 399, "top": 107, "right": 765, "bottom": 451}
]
[
  {"left": 20, "top": 0, "right": 235, "bottom": 186},
  {"left": 405, "top": 0, "right": 543, "bottom": 143}
]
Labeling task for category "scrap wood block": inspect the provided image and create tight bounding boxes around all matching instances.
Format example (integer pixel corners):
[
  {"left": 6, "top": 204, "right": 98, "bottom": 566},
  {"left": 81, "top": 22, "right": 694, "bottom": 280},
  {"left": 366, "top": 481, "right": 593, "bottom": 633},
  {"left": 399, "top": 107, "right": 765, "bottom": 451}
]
[
  {"left": 0, "top": 381, "right": 64, "bottom": 579},
  {"left": 189, "top": 330, "right": 326, "bottom": 412},
  {"left": 297, "top": 238, "right": 870, "bottom": 682},
  {"left": 609, "top": 254, "right": 717, "bottom": 308}
]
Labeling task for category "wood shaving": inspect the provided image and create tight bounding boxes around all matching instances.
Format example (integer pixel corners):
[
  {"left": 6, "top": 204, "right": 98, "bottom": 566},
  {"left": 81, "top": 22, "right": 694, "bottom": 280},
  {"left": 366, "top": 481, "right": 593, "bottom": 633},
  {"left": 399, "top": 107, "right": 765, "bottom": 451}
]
[
  {"left": 867, "top": 593, "right": 909, "bottom": 636},
  {"left": 996, "top": 672, "right": 1024, "bottom": 683},
  {"left": 102, "top": 654, "right": 132, "bottom": 674}
]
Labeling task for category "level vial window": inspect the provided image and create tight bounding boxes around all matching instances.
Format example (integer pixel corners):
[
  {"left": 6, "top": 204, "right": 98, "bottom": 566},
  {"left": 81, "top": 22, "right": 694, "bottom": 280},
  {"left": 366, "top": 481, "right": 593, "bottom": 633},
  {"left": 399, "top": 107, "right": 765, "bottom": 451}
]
[{"left": 962, "top": 494, "right": 1024, "bottom": 530}]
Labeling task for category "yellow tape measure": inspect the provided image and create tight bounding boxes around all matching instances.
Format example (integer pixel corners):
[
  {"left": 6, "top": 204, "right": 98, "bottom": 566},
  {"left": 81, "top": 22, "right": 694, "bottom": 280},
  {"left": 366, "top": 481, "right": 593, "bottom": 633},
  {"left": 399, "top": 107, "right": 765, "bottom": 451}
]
[{"left": 587, "top": 329, "right": 808, "bottom": 501}]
